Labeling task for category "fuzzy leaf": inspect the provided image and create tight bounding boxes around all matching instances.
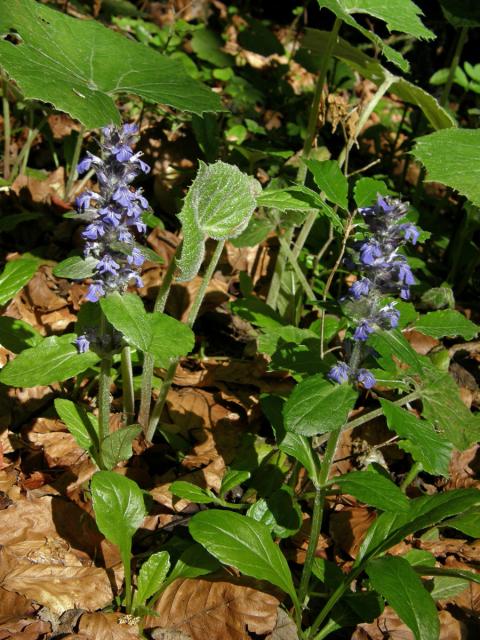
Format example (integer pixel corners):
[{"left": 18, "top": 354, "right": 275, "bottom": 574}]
[{"left": 53, "top": 256, "right": 98, "bottom": 280}]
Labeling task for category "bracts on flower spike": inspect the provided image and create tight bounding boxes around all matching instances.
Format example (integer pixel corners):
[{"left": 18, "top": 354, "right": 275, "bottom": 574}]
[{"left": 329, "top": 195, "right": 419, "bottom": 390}]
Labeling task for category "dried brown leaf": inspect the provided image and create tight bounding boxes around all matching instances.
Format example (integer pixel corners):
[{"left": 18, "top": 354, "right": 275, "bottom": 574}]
[
  {"left": 77, "top": 612, "right": 141, "bottom": 640},
  {"left": 145, "top": 578, "right": 279, "bottom": 640},
  {"left": 329, "top": 507, "right": 376, "bottom": 559}
]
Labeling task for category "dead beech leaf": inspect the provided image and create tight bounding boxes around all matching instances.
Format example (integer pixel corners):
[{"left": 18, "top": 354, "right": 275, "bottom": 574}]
[
  {"left": 446, "top": 444, "right": 480, "bottom": 490},
  {"left": 25, "top": 417, "right": 87, "bottom": 468},
  {"left": 11, "top": 166, "right": 65, "bottom": 205},
  {"left": 418, "top": 539, "right": 480, "bottom": 563},
  {"left": 77, "top": 612, "right": 140, "bottom": 640},
  {"left": 145, "top": 578, "right": 279, "bottom": 640},
  {"left": 330, "top": 507, "right": 376, "bottom": 559},
  {"left": 266, "top": 607, "right": 299, "bottom": 640},
  {"left": 0, "top": 586, "right": 35, "bottom": 623},
  {"left": 440, "top": 558, "right": 480, "bottom": 615},
  {"left": 0, "top": 548, "right": 113, "bottom": 615},
  {"left": 404, "top": 329, "right": 440, "bottom": 355},
  {"left": 0, "top": 617, "right": 52, "bottom": 640},
  {"left": 25, "top": 268, "right": 67, "bottom": 312}
]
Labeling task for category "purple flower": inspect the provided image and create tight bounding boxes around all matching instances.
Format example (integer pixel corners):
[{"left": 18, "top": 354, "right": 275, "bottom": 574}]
[
  {"left": 400, "top": 223, "right": 419, "bottom": 245},
  {"left": 328, "top": 362, "right": 351, "bottom": 384},
  {"left": 353, "top": 320, "right": 374, "bottom": 342},
  {"left": 75, "top": 334, "right": 90, "bottom": 353},
  {"left": 75, "top": 123, "right": 150, "bottom": 302},
  {"left": 397, "top": 262, "right": 415, "bottom": 286},
  {"left": 349, "top": 277, "right": 371, "bottom": 300},
  {"left": 359, "top": 240, "right": 383, "bottom": 266},
  {"left": 356, "top": 369, "right": 376, "bottom": 389},
  {"left": 378, "top": 303, "right": 400, "bottom": 329}
]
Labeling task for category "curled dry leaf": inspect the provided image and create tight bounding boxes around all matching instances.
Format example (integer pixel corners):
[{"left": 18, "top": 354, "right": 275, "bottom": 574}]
[
  {"left": 0, "top": 586, "right": 35, "bottom": 623},
  {"left": 265, "top": 607, "right": 299, "bottom": 640},
  {"left": 354, "top": 606, "right": 465, "bottom": 640},
  {"left": 446, "top": 444, "right": 480, "bottom": 490},
  {"left": 77, "top": 612, "right": 141, "bottom": 640},
  {"left": 145, "top": 578, "right": 279, "bottom": 640}
]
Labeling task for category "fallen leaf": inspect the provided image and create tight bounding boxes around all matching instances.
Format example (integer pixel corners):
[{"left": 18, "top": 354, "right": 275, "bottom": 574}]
[
  {"left": 0, "top": 587, "right": 35, "bottom": 623},
  {"left": 329, "top": 507, "right": 376, "bottom": 559},
  {"left": 77, "top": 612, "right": 141, "bottom": 640},
  {"left": 265, "top": 607, "right": 299, "bottom": 640},
  {"left": 145, "top": 577, "right": 279, "bottom": 640}
]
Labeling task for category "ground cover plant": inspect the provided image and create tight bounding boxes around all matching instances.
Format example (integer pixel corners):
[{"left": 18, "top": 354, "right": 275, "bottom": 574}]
[{"left": 0, "top": 0, "right": 480, "bottom": 638}]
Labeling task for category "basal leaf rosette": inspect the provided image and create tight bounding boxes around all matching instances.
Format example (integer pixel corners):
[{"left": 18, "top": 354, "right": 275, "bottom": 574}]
[{"left": 176, "top": 161, "right": 261, "bottom": 281}]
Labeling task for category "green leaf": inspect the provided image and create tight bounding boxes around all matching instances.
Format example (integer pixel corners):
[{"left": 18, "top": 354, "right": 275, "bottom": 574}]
[
  {"left": 356, "top": 488, "right": 480, "bottom": 564},
  {"left": 100, "top": 424, "right": 142, "bottom": 470},
  {"left": 230, "top": 217, "right": 274, "bottom": 248},
  {"left": 414, "top": 309, "right": 478, "bottom": 340},
  {"left": 91, "top": 471, "right": 146, "bottom": 572},
  {"left": 134, "top": 551, "right": 170, "bottom": 609},
  {"left": 220, "top": 470, "right": 251, "bottom": 497},
  {"left": 354, "top": 178, "right": 391, "bottom": 208},
  {"left": 304, "top": 159, "right": 348, "bottom": 209},
  {"left": 0, "top": 0, "right": 222, "bottom": 128},
  {"left": 190, "top": 28, "right": 234, "bottom": 67},
  {"left": 380, "top": 399, "right": 452, "bottom": 476},
  {"left": 333, "top": 466, "right": 410, "bottom": 512},
  {"left": 284, "top": 374, "right": 358, "bottom": 436},
  {"left": 247, "top": 485, "right": 302, "bottom": 538},
  {"left": 413, "top": 129, "right": 480, "bottom": 207},
  {"left": 439, "top": 0, "right": 480, "bottom": 27},
  {"left": 189, "top": 510, "right": 298, "bottom": 604},
  {"left": 257, "top": 186, "right": 343, "bottom": 230},
  {"left": 369, "top": 329, "right": 425, "bottom": 375},
  {"left": 148, "top": 314, "right": 194, "bottom": 367},
  {"left": 366, "top": 556, "right": 439, "bottom": 640},
  {"left": 419, "top": 369, "right": 480, "bottom": 450},
  {"left": 53, "top": 256, "right": 98, "bottom": 279},
  {"left": 430, "top": 575, "right": 470, "bottom": 600},
  {"left": 0, "top": 258, "right": 38, "bottom": 306},
  {"left": 176, "top": 161, "right": 260, "bottom": 281},
  {"left": 0, "top": 334, "right": 99, "bottom": 387},
  {"left": 0, "top": 317, "right": 43, "bottom": 353},
  {"left": 100, "top": 293, "right": 151, "bottom": 353},
  {"left": 54, "top": 398, "right": 99, "bottom": 454},
  {"left": 230, "top": 297, "right": 286, "bottom": 330},
  {"left": 100, "top": 293, "right": 194, "bottom": 363},
  {"left": 166, "top": 544, "right": 220, "bottom": 585},
  {"left": 317, "top": 0, "right": 434, "bottom": 72},
  {"left": 0, "top": 211, "right": 41, "bottom": 232},
  {"left": 170, "top": 481, "right": 214, "bottom": 504},
  {"left": 302, "top": 30, "right": 454, "bottom": 130},
  {"left": 442, "top": 507, "right": 480, "bottom": 538},
  {"left": 261, "top": 394, "right": 320, "bottom": 486}
]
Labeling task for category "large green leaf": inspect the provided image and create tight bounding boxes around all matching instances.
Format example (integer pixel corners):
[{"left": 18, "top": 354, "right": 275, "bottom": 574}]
[
  {"left": 100, "top": 424, "right": 142, "bottom": 470},
  {"left": 369, "top": 329, "right": 425, "bottom": 376},
  {"left": 91, "top": 471, "right": 146, "bottom": 573},
  {"left": 302, "top": 30, "right": 454, "bottom": 130},
  {"left": 165, "top": 544, "right": 220, "bottom": 586},
  {"left": 0, "top": 334, "right": 99, "bottom": 387},
  {"left": 413, "top": 129, "right": 480, "bottom": 207},
  {"left": 170, "top": 481, "right": 214, "bottom": 504},
  {"left": 0, "top": 0, "right": 222, "bottom": 129},
  {"left": 333, "top": 466, "right": 410, "bottom": 512},
  {"left": 317, "top": 0, "right": 433, "bottom": 72},
  {"left": 414, "top": 309, "right": 479, "bottom": 340},
  {"left": 380, "top": 399, "right": 452, "bottom": 476},
  {"left": 443, "top": 507, "right": 480, "bottom": 538},
  {"left": 100, "top": 293, "right": 194, "bottom": 363},
  {"left": 419, "top": 369, "right": 480, "bottom": 450},
  {"left": 133, "top": 551, "right": 170, "bottom": 609},
  {"left": 366, "top": 556, "right": 439, "bottom": 640},
  {"left": 189, "top": 510, "right": 298, "bottom": 604},
  {"left": 284, "top": 374, "right": 358, "bottom": 436},
  {"left": 0, "top": 257, "right": 38, "bottom": 307}
]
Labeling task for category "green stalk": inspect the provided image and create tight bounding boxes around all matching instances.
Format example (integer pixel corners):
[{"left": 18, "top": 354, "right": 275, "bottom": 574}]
[
  {"left": 400, "top": 460, "right": 422, "bottom": 493},
  {"left": 122, "top": 550, "right": 133, "bottom": 614},
  {"left": 65, "top": 125, "right": 85, "bottom": 201},
  {"left": 98, "top": 313, "right": 112, "bottom": 444},
  {"left": 298, "top": 428, "right": 342, "bottom": 609},
  {"left": 146, "top": 240, "right": 226, "bottom": 442},
  {"left": 121, "top": 345, "right": 135, "bottom": 426},
  {"left": 278, "top": 234, "right": 317, "bottom": 302},
  {"left": 138, "top": 245, "right": 180, "bottom": 433},
  {"left": 440, "top": 26, "right": 469, "bottom": 108},
  {"left": 2, "top": 72, "right": 11, "bottom": 180}
]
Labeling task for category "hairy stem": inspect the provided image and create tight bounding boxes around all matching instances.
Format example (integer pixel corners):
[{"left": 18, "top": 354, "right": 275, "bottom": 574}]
[
  {"left": 278, "top": 234, "right": 317, "bottom": 301},
  {"left": 65, "top": 125, "right": 85, "bottom": 201},
  {"left": 298, "top": 428, "right": 342, "bottom": 607},
  {"left": 2, "top": 72, "right": 11, "bottom": 180},
  {"left": 98, "top": 314, "right": 112, "bottom": 445},
  {"left": 121, "top": 346, "right": 135, "bottom": 426},
  {"left": 138, "top": 244, "right": 180, "bottom": 433},
  {"left": 146, "top": 240, "right": 225, "bottom": 441},
  {"left": 400, "top": 460, "right": 422, "bottom": 493}
]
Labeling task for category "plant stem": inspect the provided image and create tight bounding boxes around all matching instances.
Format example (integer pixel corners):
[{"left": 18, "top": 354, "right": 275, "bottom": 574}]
[
  {"left": 266, "top": 225, "right": 294, "bottom": 310},
  {"left": 440, "top": 26, "right": 468, "bottom": 108},
  {"left": 138, "top": 244, "right": 180, "bottom": 433},
  {"left": 123, "top": 551, "right": 133, "bottom": 614},
  {"left": 278, "top": 234, "right": 317, "bottom": 301},
  {"left": 400, "top": 460, "right": 422, "bottom": 493},
  {"left": 98, "top": 314, "right": 112, "bottom": 444},
  {"left": 121, "top": 346, "right": 135, "bottom": 426},
  {"left": 2, "top": 72, "right": 11, "bottom": 180},
  {"left": 146, "top": 240, "right": 225, "bottom": 442},
  {"left": 298, "top": 428, "right": 342, "bottom": 608},
  {"left": 65, "top": 125, "right": 85, "bottom": 201}
]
